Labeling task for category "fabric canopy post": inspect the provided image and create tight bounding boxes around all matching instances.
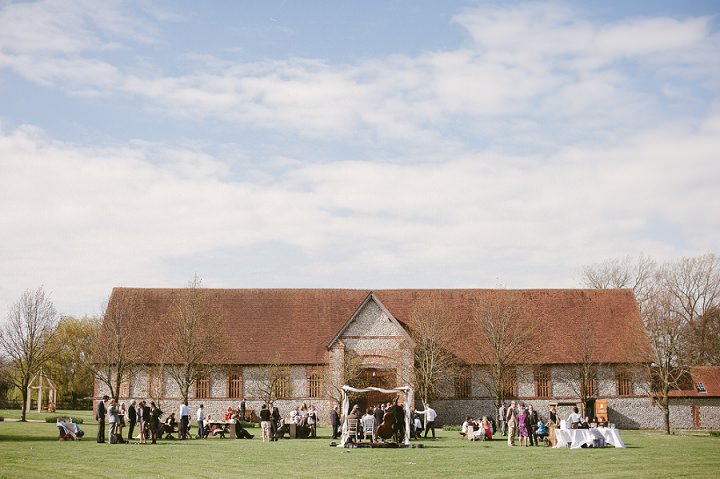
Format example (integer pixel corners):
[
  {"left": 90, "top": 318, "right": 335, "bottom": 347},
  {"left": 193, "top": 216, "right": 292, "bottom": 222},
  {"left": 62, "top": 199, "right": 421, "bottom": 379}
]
[{"left": 338, "top": 385, "right": 414, "bottom": 447}]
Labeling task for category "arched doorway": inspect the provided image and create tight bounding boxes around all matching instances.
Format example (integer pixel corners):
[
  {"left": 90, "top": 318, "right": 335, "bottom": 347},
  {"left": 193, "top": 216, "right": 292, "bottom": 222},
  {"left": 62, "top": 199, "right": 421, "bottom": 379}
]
[{"left": 356, "top": 368, "right": 396, "bottom": 413}]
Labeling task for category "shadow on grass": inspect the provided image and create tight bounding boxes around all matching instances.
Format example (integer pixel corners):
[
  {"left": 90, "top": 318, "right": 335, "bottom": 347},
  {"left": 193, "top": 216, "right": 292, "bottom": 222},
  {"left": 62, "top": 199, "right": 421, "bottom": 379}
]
[{"left": 0, "top": 434, "right": 66, "bottom": 443}]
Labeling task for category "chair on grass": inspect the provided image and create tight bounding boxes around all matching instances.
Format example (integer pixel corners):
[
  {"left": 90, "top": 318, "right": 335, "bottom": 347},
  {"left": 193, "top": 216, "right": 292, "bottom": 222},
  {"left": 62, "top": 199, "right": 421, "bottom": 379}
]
[
  {"left": 346, "top": 418, "right": 359, "bottom": 443},
  {"left": 362, "top": 415, "right": 376, "bottom": 442}
]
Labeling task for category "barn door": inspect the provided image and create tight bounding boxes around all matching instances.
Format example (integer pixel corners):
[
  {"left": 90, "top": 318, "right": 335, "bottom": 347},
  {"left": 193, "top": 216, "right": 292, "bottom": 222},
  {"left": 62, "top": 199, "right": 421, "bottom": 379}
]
[{"left": 691, "top": 405, "right": 701, "bottom": 429}]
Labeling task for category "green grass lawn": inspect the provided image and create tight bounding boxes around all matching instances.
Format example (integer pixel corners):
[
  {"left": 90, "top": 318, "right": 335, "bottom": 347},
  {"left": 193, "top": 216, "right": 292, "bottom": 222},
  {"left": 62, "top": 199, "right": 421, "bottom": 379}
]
[{"left": 1, "top": 412, "right": 719, "bottom": 479}]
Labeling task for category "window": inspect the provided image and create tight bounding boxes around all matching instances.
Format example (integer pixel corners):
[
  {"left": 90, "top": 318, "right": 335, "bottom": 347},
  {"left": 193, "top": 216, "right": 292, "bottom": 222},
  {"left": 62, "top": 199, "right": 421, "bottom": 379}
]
[
  {"left": 501, "top": 369, "right": 517, "bottom": 399},
  {"left": 273, "top": 373, "right": 290, "bottom": 399},
  {"left": 695, "top": 382, "right": 706, "bottom": 393},
  {"left": 534, "top": 368, "right": 551, "bottom": 398},
  {"left": 119, "top": 371, "right": 131, "bottom": 398},
  {"left": 227, "top": 369, "right": 243, "bottom": 399},
  {"left": 307, "top": 367, "right": 323, "bottom": 398},
  {"left": 455, "top": 369, "right": 472, "bottom": 399},
  {"left": 617, "top": 371, "right": 632, "bottom": 396},
  {"left": 586, "top": 375, "right": 597, "bottom": 398},
  {"left": 195, "top": 373, "right": 210, "bottom": 399},
  {"left": 147, "top": 368, "right": 164, "bottom": 399}
]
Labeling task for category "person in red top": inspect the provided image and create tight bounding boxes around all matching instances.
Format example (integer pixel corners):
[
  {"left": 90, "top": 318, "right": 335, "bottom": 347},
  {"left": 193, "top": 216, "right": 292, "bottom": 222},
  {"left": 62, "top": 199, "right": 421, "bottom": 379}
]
[{"left": 225, "top": 406, "right": 234, "bottom": 420}]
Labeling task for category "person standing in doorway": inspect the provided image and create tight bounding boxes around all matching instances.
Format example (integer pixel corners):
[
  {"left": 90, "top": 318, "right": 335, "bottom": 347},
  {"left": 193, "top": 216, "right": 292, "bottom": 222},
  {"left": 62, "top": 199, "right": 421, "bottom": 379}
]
[{"left": 96, "top": 395, "right": 108, "bottom": 443}]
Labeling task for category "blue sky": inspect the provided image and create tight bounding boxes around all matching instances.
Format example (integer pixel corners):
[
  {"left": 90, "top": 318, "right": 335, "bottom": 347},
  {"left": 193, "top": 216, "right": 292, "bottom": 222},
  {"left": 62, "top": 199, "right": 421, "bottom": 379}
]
[{"left": 1, "top": 0, "right": 719, "bottom": 316}]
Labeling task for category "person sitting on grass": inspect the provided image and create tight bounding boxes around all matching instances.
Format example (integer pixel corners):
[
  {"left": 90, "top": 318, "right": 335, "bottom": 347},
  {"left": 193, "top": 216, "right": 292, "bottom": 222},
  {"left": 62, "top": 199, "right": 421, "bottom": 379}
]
[
  {"left": 232, "top": 411, "right": 254, "bottom": 439},
  {"left": 161, "top": 413, "right": 178, "bottom": 439},
  {"left": 461, "top": 416, "right": 473, "bottom": 437},
  {"left": 57, "top": 418, "right": 80, "bottom": 441},
  {"left": 480, "top": 417, "right": 493, "bottom": 440}
]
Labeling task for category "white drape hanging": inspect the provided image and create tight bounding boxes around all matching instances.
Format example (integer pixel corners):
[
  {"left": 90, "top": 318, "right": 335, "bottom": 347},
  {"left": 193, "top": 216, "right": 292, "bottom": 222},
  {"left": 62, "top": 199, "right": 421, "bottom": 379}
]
[{"left": 339, "top": 385, "right": 414, "bottom": 446}]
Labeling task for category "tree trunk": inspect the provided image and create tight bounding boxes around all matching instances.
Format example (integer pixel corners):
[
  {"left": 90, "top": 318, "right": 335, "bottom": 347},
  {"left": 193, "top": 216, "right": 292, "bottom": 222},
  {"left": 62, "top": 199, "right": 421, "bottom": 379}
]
[
  {"left": 663, "top": 403, "right": 671, "bottom": 434},
  {"left": 20, "top": 386, "right": 28, "bottom": 422}
]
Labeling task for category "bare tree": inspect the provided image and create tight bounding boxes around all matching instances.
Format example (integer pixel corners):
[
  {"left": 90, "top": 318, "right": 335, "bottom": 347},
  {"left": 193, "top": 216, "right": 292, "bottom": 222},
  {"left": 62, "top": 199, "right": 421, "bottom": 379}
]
[
  {"left": 683, "top": 306, "right": 720, "bottom": 365},
  {"left": 582, "top": 253, "right": 720, "bottom": 433},
  {"left": 475, "top": 292, "right": 538, "bottom": 427},
  {"left": 409, "top": 299, "right": 460, "bottom": 405},
  {"left": 93, "top": 289, "right": 145, "bottom": 402},
  {"left": 582, "top": 254, "right": 657, "bottom": 310},
  {"left": 323, "top": 350, "right": 364, "bottom": 407},
  {"left": 147, "top": 341, "right": 173, "bottom": 408},
  {"left": 166, "top": 275, "right": 224, "bottom": 403},
  {"left": 0, "top": 287, "right": 59, "bottom": 421},
  {"left": 643, "top": 290, "right": 687, "bottom": 434},
  {"left": 661, "top": 253, "right": 720, "bottom": 327},
  {"left": 560, "top": 334, "right": 601, "bottom": 417},
  {"left": 248, "top": 355, "right": 292, "bottom": 405}
]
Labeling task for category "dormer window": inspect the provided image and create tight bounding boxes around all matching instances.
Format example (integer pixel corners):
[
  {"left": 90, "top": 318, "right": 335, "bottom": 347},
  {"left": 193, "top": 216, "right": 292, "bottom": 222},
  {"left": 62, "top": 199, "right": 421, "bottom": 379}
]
[{"left": 695, "top": 382, "right": 706, "bottom": 393}]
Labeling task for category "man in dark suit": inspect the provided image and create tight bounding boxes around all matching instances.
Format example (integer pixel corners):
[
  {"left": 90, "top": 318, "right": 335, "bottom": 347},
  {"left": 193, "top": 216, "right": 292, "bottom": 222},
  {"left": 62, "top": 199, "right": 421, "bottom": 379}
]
[
  {"left": 96, "top": 395, "right": 109, "bottom": 443},
  {"left": 527, "top": 404, "right": 539, "bottom": 446},
  {"left": 270, "top": 403, "right": 281, "bottom": 441},
  {"left": 330, "top": 405, "right": 340, "bottom": 439},
  {"left": 239, "top": 398, "right": 246, "bottom": 423},
  {"left": 391, "top": 397, "right": 405, "bottom": 443},
  {"left": 127, "top": 401, "right": 137, "bottom": 441}
]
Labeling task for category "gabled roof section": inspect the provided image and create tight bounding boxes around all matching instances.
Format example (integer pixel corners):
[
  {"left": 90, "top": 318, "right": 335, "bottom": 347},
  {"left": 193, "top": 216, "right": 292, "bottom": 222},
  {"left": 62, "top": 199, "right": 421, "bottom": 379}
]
[
  {"left": 327, "top": 292, "right": 416, "bottom": 349},
  {"left": 669, "top": 366, "right": 720, "bottom": 397}
]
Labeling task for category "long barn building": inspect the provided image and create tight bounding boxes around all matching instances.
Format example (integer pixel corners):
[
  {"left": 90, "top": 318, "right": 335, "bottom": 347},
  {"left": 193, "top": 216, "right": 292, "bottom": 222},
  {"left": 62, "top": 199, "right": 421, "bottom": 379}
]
[{"left": 93, "top": 288, "right": 720, "bottom": 429}]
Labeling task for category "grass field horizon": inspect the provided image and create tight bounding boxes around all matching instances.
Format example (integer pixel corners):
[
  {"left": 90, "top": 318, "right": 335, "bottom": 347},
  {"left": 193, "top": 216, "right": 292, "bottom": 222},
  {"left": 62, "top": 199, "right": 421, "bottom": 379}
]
[{"left": 1, "top": 408, "right": 719, "bottom": 478}]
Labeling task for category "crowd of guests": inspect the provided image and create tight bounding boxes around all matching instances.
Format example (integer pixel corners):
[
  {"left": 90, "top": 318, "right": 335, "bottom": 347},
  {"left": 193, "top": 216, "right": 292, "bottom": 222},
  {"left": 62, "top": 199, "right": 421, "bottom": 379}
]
[
  {"left": 339, "top": 397, "right": 438, "bottom": 444},
  {"left": 498, "top": 401, "right": 606, "bottom": 447},
  {"left": 94, "top": 396, "right": 254, "bottom": 445}
]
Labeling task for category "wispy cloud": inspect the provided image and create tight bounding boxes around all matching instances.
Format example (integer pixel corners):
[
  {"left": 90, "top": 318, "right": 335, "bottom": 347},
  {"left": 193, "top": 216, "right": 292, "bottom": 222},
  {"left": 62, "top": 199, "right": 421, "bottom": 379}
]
[{"left": 1, "top": 2, "right": 717, "bottom": 147}]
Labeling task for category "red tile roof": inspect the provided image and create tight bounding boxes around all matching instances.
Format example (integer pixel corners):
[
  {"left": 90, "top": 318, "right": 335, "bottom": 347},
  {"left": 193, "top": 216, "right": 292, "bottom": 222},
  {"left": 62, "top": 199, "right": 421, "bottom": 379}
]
[
  {"left": 669, "top": 366, "right": 720, "bottom": 397},
  {"left": 105, "top": 288, "right": 652, "bottom": 366}
]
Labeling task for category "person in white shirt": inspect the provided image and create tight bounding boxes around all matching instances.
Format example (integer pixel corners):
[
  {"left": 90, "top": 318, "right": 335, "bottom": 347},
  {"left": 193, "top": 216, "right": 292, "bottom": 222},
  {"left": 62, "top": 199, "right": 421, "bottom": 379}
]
[
  {"left": 179, "top": 401, "right": 190, "bottom": 439},
  {"left": 197, "top": 404, "right": 206, "bottom": 439},
  {"left": 416, "top": 403, "right": 438, "bottom": 439},
  {"left": 567, "top": 406, "right": 583, "bottom": 428}
]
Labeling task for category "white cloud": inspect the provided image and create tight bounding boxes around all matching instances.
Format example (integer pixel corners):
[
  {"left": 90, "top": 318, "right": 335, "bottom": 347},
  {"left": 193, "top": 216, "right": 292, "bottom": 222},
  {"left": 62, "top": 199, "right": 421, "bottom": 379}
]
[
  {"left": 1, "top": 2, "right": 717, "bottom": 146},
  {"left": 1, "top": 119, "right": 718, "bottom": 315}
]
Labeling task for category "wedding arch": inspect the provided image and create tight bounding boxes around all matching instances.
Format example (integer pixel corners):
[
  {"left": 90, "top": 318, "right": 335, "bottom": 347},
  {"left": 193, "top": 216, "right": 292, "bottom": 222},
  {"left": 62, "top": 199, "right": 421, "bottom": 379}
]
[{"left": 339, "top": 384, "right": 413, "bottom": 446}]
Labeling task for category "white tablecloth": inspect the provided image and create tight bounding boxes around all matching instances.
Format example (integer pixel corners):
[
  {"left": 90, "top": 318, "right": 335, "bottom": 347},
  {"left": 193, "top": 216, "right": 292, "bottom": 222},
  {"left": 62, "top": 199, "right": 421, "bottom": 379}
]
[{"left": 554, "top": 427, "right": 625, "bottom": 449}]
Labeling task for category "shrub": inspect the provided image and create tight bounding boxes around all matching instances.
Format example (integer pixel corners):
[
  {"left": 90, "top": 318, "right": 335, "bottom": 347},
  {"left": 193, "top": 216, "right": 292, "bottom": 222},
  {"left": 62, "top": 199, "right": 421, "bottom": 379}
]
[
  {"left": 46, "top": 417, "right": 83, "bottom": 424},
  {"left": 710, "top": 431, "right": 720, "bottom": 437},
  {"left": 0, "top": 416, "right": 4, "bottom": 421},
  {"left": 442, "top": 424, "right": 461, "bottom": 431}
]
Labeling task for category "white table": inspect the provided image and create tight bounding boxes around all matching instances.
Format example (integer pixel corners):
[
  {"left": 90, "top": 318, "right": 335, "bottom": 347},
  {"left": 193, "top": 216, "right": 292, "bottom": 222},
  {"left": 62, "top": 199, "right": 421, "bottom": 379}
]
[{"left": 554, "top": 427, "right": 625, "bottom": 449}]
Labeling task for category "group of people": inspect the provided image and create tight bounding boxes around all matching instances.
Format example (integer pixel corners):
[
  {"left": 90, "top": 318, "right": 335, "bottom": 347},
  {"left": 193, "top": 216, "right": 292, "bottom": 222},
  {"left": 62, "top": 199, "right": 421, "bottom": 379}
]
[
  {"left": 337, "top": 397, "right": 438, "bottom": 444},
  {"left": 461, "top": 416, "right": 494, "bottom": 441},
  {"left": 95, "top": 396, "right": 255, "bottom": 445},
  {"left": 95, "top": 395, "right": 163, "bottom": 445},
  {"left": 501, "top": 401, "right": 544, "bottom": 447}
]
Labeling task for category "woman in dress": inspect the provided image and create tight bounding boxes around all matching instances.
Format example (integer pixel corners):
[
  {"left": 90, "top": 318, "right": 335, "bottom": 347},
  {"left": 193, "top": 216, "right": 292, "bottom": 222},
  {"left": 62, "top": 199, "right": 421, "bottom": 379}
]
[
  {"left": 481, "top": 416, "right": 493, "bottom": 440},
  {"left": 137, "top": 400, "right": 146, "bottom": 444},
  {"left": 517, "top": 406, "right": 529, "bottom": 446}
]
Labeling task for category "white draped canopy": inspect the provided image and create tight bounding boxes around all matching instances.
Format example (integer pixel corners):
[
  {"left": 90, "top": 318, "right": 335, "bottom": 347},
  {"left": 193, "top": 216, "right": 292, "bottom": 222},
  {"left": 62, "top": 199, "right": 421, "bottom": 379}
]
[{"left": 339, "top": 384, "right": 413, "bottom": 446}]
